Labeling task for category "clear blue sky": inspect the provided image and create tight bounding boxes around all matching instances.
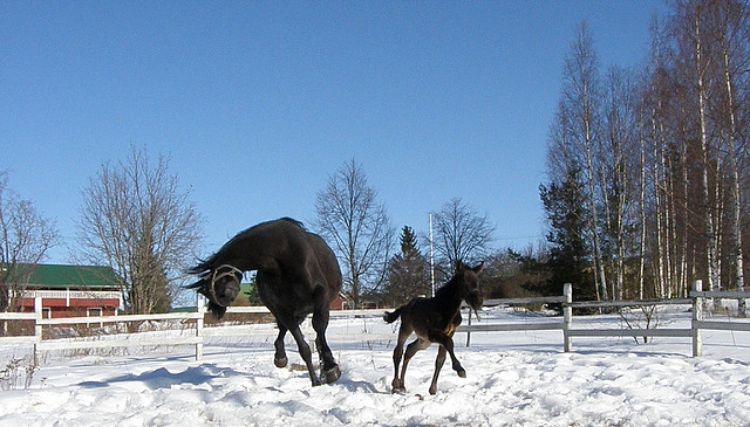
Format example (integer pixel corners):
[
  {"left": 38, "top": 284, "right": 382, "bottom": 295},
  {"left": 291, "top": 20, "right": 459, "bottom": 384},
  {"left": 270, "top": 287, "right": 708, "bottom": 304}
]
[{"left": 1, "top": 1, "right": 668, "bottom": 263}]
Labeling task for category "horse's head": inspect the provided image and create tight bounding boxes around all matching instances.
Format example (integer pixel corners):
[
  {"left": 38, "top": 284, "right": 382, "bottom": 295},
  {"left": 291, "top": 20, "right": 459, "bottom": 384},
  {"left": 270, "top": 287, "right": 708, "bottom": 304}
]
[
  {"left": 187, "top": 264, "right": 243, "bottom": 319},
  {"left": 456, "top": 261, "right": 484, "bottom": 313}
]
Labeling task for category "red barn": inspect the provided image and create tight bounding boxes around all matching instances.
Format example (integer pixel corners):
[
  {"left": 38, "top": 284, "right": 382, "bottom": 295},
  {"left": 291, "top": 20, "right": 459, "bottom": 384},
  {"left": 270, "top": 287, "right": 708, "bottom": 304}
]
[
  {"left": 7, "top": 264, "right": 122, "bottom": 318},
  {"left": 329, "top": 292, "right": 350, "bottom": 311}
]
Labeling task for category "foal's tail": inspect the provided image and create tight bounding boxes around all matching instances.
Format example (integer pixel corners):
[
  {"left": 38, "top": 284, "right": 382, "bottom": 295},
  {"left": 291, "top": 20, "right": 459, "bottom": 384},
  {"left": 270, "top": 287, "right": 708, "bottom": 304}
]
[{"left": 383, "top": 306, "right": 404, "bottom": 324}]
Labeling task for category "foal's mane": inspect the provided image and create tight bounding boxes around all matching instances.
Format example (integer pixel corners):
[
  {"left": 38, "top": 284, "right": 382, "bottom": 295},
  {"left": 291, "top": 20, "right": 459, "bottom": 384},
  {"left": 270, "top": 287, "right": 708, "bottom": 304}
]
[
  {"left": 187, "top": 217, "right": 306, "bottom": 276},
  {"left": 434, "top": 272, "right": 461, "bottom": 298}
]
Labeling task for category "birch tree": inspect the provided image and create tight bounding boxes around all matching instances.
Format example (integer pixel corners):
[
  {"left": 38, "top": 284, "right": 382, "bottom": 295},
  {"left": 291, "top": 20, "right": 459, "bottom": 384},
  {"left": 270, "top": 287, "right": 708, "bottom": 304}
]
[{"left": 562, "top": 21, "right": 609, "bottom": 301}]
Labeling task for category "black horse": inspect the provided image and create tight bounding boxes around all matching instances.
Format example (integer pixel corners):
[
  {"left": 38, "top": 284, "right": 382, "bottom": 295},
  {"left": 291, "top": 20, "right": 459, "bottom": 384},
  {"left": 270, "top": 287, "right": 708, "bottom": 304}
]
[
  {"left": 187, "top": 218, "right": 342, "bottom": 386},
  {"left": 384, "top": 261, "right": 484, "bottom": 395}
]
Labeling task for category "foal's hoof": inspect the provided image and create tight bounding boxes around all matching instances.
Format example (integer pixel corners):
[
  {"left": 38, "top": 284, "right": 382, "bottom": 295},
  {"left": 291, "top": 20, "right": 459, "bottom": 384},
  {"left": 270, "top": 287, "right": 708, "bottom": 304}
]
[
  {"left": 392, "top": 386, "right": 406, "bottom": 394},
  {"left": 429, "top": 386, "right": 438, "bottom": 395},
  {"left": 274, "top": 356, "right": 288, "bottom": 368},
  {"left": 321, "top": 366, "right": 341, "bottom": 384},
  {"left": 457, "top": 369, "right": 466, "bottom": 378}
]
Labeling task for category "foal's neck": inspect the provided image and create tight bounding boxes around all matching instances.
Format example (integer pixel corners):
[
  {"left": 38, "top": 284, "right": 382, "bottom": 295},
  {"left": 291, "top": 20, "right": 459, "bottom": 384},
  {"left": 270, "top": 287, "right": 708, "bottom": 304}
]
[{"left": 434, "top": 278, "right": 463, "bottom": 313}]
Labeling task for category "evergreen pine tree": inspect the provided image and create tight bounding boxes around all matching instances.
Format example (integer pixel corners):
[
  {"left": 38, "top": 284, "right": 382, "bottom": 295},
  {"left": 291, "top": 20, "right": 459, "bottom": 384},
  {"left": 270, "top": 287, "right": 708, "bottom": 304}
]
[
  {"left": 385, "top": 226, "right": 429, "bottom": 306},
  {"left": 400, "top": 225, "right": 418, "bottom": 255},
  {"left": 540, "top": 167, "right": 595, "bottom": 300}
]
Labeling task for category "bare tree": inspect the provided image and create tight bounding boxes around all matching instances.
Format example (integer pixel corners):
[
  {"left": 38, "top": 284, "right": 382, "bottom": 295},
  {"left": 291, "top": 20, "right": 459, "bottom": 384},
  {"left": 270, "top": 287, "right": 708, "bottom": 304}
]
[
  {"left": 602, "top": 66, "right": 638, "bottom": 300},
  {"left": 562, "top": 21, "right": 609, "bottom": 301},
  {"left": 712, "top": 0, "right": 749, "bottom": 314},
  {"left": 0, "top": 173, "right": 58, "bottom": 311},
  {"left": 432, "top": 198, "right": 494, "bottom": 269},
  {"left": 545, "top": 0, "right": 750, "bottom": 306},
  {"left": 314, "top": 159, "right": 393, "bottom": 308},
  {"left": 674, "top": 0, "right": 725, "bottom": 304},
  {"left": 77, "top": 147, "right": 203, "bottom": 314}
]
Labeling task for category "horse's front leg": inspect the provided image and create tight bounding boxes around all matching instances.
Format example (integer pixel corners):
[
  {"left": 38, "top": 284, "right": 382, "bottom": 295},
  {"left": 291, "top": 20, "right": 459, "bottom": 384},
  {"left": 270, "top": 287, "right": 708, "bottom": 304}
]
[
  {"left": 428, "top": 346, "right": 447, "bottom": 395},
  {"left": 288, "top": 323, "right": 321, "bottom": 386},
  {"left": 428, "top": 331, "right": 465, "bottom": 378},
  {"left": 312, "top": 306, "right": 340, "bottom": 384},
  {"left": 273, "top": 322, "right": 288, "bottom": 368}
]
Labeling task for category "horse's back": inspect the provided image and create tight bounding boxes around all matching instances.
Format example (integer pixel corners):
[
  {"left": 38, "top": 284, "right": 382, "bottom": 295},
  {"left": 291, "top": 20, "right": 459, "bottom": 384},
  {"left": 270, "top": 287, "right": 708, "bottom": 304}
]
[{"left": 252, "top": 219, "right": 341, "bottom": 306}]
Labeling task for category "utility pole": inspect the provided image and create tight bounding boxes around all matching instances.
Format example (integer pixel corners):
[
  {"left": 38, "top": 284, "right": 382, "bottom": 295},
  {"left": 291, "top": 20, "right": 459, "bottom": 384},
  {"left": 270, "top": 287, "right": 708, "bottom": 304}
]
[{"left": 429, "top": 212, "right": 435, "bottom": 297}]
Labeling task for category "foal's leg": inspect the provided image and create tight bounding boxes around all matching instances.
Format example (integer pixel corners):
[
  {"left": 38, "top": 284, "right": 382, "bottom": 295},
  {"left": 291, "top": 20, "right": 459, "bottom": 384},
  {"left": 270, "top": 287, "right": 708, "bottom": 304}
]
[
  {"left": 391, "top": 323, "right": 412, "bottom": 393},
  {"left": 397, "top": 338, "right": 430, "bottom": 392},
  {"left": 312, "top": 305, "right": 340, "bottom": 384},
  {"left": 273, "top": 323, "right": 289, "bottom": 368},
  {"left": 428, "top": 331, "right": 465, "bottom": 378},
  {"left": 428, "top": 346, "right": 447, "bottom": 395}
]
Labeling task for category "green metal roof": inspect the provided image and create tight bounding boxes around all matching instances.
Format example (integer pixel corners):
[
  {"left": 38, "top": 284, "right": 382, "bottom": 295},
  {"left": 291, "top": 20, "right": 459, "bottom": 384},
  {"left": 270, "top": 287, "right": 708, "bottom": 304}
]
[{"left": 3, "top": 264, "right": 123, "bottom": 290}]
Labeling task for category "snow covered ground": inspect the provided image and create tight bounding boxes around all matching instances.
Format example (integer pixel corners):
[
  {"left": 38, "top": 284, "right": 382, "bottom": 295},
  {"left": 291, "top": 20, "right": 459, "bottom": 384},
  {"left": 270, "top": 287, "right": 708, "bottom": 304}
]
[{"left": 1, "top": 306, "right": 749, "bottom": 426}]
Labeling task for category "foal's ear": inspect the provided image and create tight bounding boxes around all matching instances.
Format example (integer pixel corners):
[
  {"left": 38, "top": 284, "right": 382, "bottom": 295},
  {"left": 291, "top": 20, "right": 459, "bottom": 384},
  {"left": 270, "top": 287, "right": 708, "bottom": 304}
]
[{"left": 471, "top": 262, "right": 484, "bottom": 274}]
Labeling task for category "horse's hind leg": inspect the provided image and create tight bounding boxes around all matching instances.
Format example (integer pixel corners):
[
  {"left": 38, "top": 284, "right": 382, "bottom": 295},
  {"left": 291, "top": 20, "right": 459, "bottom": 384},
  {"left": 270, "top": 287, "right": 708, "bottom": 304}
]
[
  {"left": 428, "top": 346, "right": 447, "bottom": 395},
  {"left": 273, "top": 323, "right": 288, "bottom": 368},
  {"left": 288, "top": 323, "right": 321, "bottom": 386},
  {"left": 397, "top": 338, "right": 430, "bottom": 392},
  {"left": 312, "top": 306, "right": 340, "bottom": 384},
  {"left": 391, "top": 324, "right": 412, "bottom": 393}
]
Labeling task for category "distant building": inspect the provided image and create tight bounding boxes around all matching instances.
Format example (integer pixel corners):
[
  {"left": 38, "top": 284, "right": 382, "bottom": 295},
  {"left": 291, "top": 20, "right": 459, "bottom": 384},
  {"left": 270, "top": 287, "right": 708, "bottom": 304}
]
[
  {"left": 328, "top": 293, "right": 378, "bottom": 310},
  {"left": 4, "top": 264, "right": 122, "bottom": 318},
  {"left": 329, "top": 292, "right": 349, "bottom": 311}
]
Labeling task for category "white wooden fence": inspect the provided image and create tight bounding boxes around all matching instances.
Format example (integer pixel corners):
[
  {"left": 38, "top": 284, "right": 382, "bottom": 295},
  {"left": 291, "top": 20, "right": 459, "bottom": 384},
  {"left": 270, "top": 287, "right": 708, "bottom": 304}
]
[
  {"left": 1, "top": 281, "right": 748, "bottom": 364},
  {"left": 458, "top": 281, "right": 750, "bottom": 357},
  {"left": 0, "top": 296, "right": 389, "bottom": 364}
]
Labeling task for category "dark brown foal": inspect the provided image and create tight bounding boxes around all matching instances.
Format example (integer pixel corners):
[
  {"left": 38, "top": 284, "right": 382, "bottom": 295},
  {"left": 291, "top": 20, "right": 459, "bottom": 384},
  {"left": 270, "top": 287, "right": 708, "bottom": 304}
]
[{"left": 383, "top": 261, "right": 484, "bottom": 395}]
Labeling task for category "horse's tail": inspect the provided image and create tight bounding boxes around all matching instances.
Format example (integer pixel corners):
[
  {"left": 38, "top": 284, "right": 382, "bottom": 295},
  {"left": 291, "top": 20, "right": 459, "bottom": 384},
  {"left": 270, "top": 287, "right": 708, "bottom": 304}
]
[{"left": 383, "top": 306, "right": 404, "bottom": 324}]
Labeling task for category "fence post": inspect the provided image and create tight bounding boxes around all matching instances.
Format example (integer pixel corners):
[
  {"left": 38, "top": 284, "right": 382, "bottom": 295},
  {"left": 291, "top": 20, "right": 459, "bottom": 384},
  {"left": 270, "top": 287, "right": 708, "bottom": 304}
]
[
  {"left": 692, "top": 280, "right": 703, "bottom": 357},
  {"left": 465, "top": 306, "right": 472, "bottom": 347},
  {"left": 563, "top": 283, "right": 572, "bottom": 352},
  {"left": 196, "top": 295, "right": 204, "bottom": 362},
  {"left": 33, "top": 296, "right": 42, "bottom": 366}
]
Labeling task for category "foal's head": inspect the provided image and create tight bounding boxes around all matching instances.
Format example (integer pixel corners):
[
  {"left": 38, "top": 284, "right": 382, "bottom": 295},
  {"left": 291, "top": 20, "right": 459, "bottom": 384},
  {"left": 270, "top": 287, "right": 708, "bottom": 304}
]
[
  {"left": 454, "top": 261, "right": 484, "bottom": 311},
  {"left": 187, "top": 263, "right": 243, "bottom": 319}
]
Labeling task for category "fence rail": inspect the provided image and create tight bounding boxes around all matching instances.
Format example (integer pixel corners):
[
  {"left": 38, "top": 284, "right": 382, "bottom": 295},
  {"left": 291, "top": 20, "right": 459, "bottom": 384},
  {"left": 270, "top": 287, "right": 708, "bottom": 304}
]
[
  {"left": 1, "top": 281, "right": 749, "bottom": 363},
  {"left": 456, "top": 280, "right": 749, "bottom": 356},
  {"left": 567, "top": 298, "right": 692, "bottom": 309},
  {"left": 565, "top": 328, "right": 694, "bottom": 338}
]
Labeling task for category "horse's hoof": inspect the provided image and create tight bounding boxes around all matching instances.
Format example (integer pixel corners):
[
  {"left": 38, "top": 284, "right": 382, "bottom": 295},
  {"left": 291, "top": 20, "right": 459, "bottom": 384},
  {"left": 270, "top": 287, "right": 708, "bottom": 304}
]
[
  {"left": 457, "top": 369, "right": 466, "bottom": 378},
  {"left": 311, "top": 378, "right": 322, "bottom": 387},
  {"left": 274, "top": 356, "right": 288, "bottom": 368},
  {"left": 429, "top": 386, "right": 437, "bottom": 395},
  {"left": 392, "top": 386, "right": 406, "bottom": 394},
  {"left": 321, "top": 366, "right": 341, "bottom": 384}
]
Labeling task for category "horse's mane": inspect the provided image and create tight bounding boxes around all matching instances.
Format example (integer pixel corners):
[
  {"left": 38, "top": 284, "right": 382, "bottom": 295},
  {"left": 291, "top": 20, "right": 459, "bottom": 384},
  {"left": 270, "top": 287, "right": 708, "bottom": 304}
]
[
  {"left": 278, "top": 217, "right": 305, "bottom": 228},
  {"left": 187, "top": 217, "right": 306, "bottom": 276},
  {"left": 434, "top": 275, "right": 459, "bottom": 298}
]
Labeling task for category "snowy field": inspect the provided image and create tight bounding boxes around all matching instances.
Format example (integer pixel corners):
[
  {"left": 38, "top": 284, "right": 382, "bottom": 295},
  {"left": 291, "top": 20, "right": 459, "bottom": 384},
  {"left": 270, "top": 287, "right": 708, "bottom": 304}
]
[{"left": 1, "top": 306, "right": 750, "bottom": 426}]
